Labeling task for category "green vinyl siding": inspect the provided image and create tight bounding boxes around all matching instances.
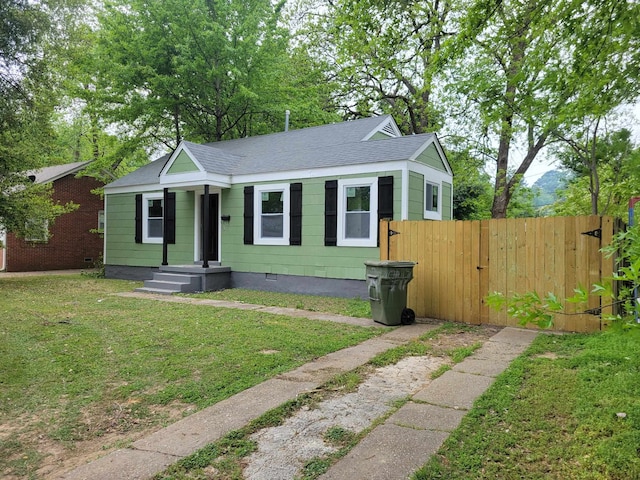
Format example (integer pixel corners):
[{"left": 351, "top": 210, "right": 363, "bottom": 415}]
[
  {"left": 368, "top": 132, "right": 393, "bottom": 141},
  {"left": 105, "top": 191, "right": 195, "bottom": 266},
  {"left": 442, "top": 181, "right": 452, "bottom": 220},
  {"left": 408, "top": 171, "right": 424, "bottom": 220},
  {"left": 167, "top": 151, "right": 199, "bottom": 174},
  {"left": 221, "top": 171, "right": 402, "bottom": 280},
  {"left": 415, "top": 144, "right": 447, "bottom": 172}
]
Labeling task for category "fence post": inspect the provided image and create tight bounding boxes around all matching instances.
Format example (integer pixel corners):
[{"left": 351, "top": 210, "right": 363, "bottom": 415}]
[{"left": 380, "top": 220, "right": 390, "bottom": 261}]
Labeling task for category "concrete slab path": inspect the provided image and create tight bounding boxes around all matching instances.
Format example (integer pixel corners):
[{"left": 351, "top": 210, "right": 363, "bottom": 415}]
[
  {"left": 57, "top": 294, "right": 539, "bottom": 480},
  {"left": 320, "top": 327, "right": 538, "bottom": 480}
]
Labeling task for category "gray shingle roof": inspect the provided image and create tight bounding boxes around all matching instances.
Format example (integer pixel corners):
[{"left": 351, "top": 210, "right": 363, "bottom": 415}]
[
  {"left": 28, "top": 161, "right": 92, "bottom": 184},
  {"left": 105, "top": 115, "right": 439, "bottom": 189}
]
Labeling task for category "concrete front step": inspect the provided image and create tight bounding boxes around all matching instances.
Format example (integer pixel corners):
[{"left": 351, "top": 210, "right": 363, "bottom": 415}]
[
  {"left": 135, "top": 265, "right": 232, "bottom": 294},
  {"left": 134, "top": 287, "right": 181, "bottom": 295},
  {"left": 138, "top": 272, "right": 203, "bottom": 294}
]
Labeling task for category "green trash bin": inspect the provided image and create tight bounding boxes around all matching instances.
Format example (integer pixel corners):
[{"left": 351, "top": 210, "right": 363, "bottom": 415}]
[{"left": 365, "top": 260, "right": 416, "bottom": 326}]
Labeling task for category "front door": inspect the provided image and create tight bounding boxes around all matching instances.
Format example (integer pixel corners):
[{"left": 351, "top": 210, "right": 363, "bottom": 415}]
[{"left": 201, "top": 193, "right": 219, "bottom": 262}]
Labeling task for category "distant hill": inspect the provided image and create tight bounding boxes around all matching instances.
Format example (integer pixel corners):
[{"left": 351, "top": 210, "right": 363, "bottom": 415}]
[{"left": 531, "top": 170, "right": 571, "bottom": 209}]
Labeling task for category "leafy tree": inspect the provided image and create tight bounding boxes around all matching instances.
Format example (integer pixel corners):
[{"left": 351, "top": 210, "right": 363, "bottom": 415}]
[
  {"left": 94, "top": 0, "right": 337, "bottom": 150},
  {"left": 443, "top": 0, "right": 640, "bottom": 218},
  {"left": 293, "top": 0, "right": 454, "bottom": 133},
  {"left": 0, "top": 0, "right": 81, "bottom": 239},
  {"left": 444, "top": 143, "right": 493, "bottom": 220},
  {"left": 553, "top": 127, "right": 640, "bottom": 219}
]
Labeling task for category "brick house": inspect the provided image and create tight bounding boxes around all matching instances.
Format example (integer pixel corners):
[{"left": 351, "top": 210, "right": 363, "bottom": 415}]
[{"left": 1, "top": 162, "right": 105, "bottom": 272}]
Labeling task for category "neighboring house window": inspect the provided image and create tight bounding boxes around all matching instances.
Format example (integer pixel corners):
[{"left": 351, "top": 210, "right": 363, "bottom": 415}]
[
  {"left": 337, "top": 178, "right": 378, "bottom": 247},
  {"left": 254, "top": 184, "right": 290, "bottom": 245},
  {"left": 97, "top": 210, "right": 105, "bottom": 232},
  {"left": 25, "top": 219, "right": 49, "bottom": 243},
  {"left": 425, "top": 181, "right": 439, "bottom": 215}
]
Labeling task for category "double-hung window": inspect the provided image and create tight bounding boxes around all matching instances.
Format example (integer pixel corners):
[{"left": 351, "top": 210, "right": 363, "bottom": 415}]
[
  {"left": 143, "top": 193, "right": 164, "bottom": 243},
  {"left": 254, "top": 184, "right": 290, "bottom": 245},
  {"left": 337, "top": 178, "right": 378, "bottom": 247}
]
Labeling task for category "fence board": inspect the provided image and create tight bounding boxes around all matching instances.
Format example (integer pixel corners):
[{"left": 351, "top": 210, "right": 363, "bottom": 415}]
[{"left": 384, "top": 215, "right": 617, "bottom": 332}]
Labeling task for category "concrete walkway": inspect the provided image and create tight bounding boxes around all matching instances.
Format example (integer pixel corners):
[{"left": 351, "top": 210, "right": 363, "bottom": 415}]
[{"left": 58, "top": 295, "right": 538, "bottom": 480}]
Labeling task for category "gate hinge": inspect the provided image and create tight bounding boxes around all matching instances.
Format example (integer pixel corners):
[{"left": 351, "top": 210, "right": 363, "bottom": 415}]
[{"left": 581, "top": 228, "right": 601, "bottom": 238}]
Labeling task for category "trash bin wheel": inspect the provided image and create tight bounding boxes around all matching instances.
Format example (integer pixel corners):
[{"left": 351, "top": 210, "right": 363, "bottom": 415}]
[{"left": 401, "top": 308, "right": 415, "bottom": 325}]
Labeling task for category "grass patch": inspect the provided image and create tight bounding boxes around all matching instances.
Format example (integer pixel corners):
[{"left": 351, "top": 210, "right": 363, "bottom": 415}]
[
  {"left": 448, "top": 342, "right": 482, "bottom": 363},
  {"left": 324, "top": 426, "right": 357, "bottom": 447},
  {"left": 152, "top": 322, "right": 493, "bottom": 480},
  {"left": 186, "top": 288, "right": 371, "bottom": 318},
  {"left": 0, "top": 275, "right": 382, "bottom": 478},
  {"left": 414, "top": 330, "right": 640, "bottom": 479}
]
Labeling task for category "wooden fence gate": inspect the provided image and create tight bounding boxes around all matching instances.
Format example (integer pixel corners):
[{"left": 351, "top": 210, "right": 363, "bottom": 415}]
[{"left": 381, "top": 216, "right": 622, "bottom": 332}]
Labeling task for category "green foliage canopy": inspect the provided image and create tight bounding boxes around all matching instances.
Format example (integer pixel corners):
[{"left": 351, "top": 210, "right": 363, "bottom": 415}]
[
  {"left": 95, "top": 0, "right": 338, "bottom": 150},
  {"left": 0, "top": 0, "right": 81, "bottom": 239}
]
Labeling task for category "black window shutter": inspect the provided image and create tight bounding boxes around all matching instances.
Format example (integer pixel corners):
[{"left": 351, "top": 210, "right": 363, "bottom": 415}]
[
  {"left": 324, "top": 180, "right": 338, "bottom": 246},
  {"left": 378, "top": 176, "right": 394, "bottom": 220},
  {"left": 165, "top": 192, "right": 176, "bottom": 244},
  {"left": 290, "top": 183, "right": 302, "bottom": 245},
  {"left": 378, "top": 176, "right": 394, "bottom": 247},
  {"left": 244, "top": 186, "right": 254, "bottom": 245},
  {"left": 135, "top": 194, "right": 142, "bottom": 243}
]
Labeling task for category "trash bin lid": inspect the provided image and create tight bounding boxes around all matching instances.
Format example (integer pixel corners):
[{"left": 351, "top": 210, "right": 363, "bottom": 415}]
[{"left": 364, "top": 260, "right": 416, "bottom": 268}]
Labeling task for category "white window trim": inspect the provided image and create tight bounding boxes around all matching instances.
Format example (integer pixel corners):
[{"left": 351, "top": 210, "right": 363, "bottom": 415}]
[
  {"left": 142, "top": 192, "right": 163, "bottom": 244},
  {"left": 254, "top": 183, "right": 290, "bottom": 246},
  {"left": 97, "top": 210, "right": 105, "bottom": 232},
  {"left": 424, "top": 180, "right": 441, "bottom": 220},
  {"left": 337, "top": 177, "right": 378, "bottom": 247}
]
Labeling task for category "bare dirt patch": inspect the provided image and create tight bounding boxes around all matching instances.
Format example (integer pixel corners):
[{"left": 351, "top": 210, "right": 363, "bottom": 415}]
[{"left": 1, "top": 400, "right": 195, "bottom": 480}]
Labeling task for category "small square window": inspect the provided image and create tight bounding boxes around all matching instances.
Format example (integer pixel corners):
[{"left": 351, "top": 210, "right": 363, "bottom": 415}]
[{"left": 25, "top": 219, "right": 49, "bottom": 242}]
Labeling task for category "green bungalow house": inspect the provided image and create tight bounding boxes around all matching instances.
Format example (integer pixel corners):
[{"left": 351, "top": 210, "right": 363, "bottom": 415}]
[{"left": 103, "top": 115, "right": 453, "bottom": 297}]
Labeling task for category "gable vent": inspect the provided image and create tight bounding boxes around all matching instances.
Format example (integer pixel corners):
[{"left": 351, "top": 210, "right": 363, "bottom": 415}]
[{"left": 380, "top": 120, "right": 398, "bottom": 137}]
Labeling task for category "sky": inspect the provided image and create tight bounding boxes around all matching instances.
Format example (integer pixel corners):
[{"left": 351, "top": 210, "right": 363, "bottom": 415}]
[{"left": 522, "top": 103, "right": 640, "bottom": 186}]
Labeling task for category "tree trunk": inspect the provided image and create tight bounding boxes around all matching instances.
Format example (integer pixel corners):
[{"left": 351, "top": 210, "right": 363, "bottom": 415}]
[{"left": 491, "top": 131, "right": 512, "bottom": 219}]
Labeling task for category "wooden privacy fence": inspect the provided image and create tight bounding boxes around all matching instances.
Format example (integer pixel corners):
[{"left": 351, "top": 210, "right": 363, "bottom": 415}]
[{"left": 380, "top": 216, "right": 622, "bottom": 332}]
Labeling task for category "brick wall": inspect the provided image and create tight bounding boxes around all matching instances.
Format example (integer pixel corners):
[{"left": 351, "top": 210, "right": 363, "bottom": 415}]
[{"left": 6, "top": 175, "right": 105, "bottom": 272}]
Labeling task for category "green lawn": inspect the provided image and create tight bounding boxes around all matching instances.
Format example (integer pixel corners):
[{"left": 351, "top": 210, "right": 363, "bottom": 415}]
[
  {"left": 414, "top": 329, "right": 640, "bottom": 480},
  {"left": 0, "top": 275, "right": 381, "bottom": 478},
  {"left": 183, "top": 288, "right": 372, "bottom": 318}
]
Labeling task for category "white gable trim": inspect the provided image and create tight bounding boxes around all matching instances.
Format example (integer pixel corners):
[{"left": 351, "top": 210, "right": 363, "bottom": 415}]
[
  {"left": 409, "top": 136, "right": 453, "bottom": 176},
  {"left": 159, "top": 172, "right": 231, "bottom": 188},
  {"left": 159, "top": 142, "right": 205, "bottom": 178},
  {"left": 360, "top": 115, "right": 402, "bottom": 141}
]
